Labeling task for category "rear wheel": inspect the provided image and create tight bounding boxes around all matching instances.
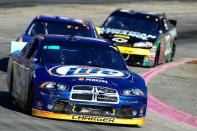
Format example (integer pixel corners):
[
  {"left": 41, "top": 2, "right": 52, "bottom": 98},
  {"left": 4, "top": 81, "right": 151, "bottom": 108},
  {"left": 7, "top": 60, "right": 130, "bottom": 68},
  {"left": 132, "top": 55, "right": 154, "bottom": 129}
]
[{"left": 170, "top": 41, "right": 176, "bottom": 62}]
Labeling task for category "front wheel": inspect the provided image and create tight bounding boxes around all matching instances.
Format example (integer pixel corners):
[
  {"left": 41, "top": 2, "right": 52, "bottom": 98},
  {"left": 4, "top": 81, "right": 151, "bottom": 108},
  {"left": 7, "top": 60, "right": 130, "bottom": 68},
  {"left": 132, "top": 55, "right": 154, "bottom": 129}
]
[
  {"left": 26, "top": 80, "right": 34, "bottom": 114},
  {"left": 153, "top": 45, "right": 160, "bottom": 67},
  {"left": 9, "top": 72, "right": 15, "bottom": 105},
  {"left": 170, "top": 41, "right": 176, "bottom": 62}
]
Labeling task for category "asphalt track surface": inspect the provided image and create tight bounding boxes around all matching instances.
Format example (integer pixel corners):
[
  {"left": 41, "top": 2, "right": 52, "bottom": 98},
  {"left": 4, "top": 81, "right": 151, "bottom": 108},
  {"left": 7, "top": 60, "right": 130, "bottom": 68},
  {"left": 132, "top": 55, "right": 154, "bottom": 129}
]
[
  {"left": 0, "top": 0, "right": 196, "bottom": 8},
  {"left": 0, "top": 1, "right": 197, "bottom": 131}
]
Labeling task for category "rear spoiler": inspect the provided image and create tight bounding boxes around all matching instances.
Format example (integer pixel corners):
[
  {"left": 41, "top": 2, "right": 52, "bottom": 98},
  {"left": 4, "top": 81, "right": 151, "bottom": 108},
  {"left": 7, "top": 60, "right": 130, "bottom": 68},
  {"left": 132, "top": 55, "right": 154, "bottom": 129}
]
[{"left": 169, "top": 19, "right": 177, "bottom": 27}]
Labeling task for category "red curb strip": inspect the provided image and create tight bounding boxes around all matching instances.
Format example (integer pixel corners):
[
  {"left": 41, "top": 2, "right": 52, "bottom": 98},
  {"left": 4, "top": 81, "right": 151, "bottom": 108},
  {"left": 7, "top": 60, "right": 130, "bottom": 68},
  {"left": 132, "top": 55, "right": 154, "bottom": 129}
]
[{"left": 142, "top": 58, "right": 197, "bottom": 128}]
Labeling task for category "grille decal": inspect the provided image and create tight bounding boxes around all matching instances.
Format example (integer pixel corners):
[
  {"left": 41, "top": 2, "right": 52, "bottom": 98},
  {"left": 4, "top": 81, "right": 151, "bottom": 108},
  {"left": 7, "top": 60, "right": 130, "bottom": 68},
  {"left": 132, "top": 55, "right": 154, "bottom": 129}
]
[{"left": 70, "top": 85, "right": 119, "bottom": 104}]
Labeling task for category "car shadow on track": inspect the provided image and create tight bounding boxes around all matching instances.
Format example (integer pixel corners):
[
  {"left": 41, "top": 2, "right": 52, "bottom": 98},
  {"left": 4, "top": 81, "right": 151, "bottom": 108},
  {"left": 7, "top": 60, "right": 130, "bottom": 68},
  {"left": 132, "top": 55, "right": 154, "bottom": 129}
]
[
  {"left": 0, "top": 90, "right": 141, "bottom": 128},
  {"left": 0, "top": 56, "right": 142, "bottom": 128},
  {"left": 0, "top": 57, "right": 9, "bottom": 72},
  {"left": 0, "top": 91, "right": 22, "bottom": 113}
]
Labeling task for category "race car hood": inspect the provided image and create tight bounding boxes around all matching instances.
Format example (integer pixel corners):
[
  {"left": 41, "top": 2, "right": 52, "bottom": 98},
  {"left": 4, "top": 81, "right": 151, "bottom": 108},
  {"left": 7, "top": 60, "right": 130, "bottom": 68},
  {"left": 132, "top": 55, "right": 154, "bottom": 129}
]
[
  {"left": 100, "top": 27, "right": 158, "bottom": 46},
  {"left": 34, "top": 64, "right": 147, "bottom": 94}
]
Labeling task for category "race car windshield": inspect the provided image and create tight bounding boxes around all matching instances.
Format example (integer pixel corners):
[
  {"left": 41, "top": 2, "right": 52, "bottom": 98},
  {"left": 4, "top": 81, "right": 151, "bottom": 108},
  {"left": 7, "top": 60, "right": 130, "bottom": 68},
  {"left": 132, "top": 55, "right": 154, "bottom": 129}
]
[
  {"left": 27, "top": 20, "right": 91, "bottom": 37},
  {"left": 103, "top": 14, "right": 159, "bottom": 35},
  {"left": 40, "top": 41, "right": 127, "bottom": 70}
]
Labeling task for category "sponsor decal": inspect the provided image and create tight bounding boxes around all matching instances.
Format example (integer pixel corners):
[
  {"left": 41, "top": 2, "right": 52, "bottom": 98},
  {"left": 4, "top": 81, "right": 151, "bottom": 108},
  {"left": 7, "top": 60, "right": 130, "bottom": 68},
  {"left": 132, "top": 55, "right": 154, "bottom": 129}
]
[
  {"left": 78, "top": 77, "right": 108, "bottom": 84},
  {"left": 72, "top": 115, "right": 115, "bottom": 122},
  {"left": 78, "top": 78, "right": 85, "bottom": 81},
  {"left": 164, "top": 34, "right": 171, "bottom": 56},
  {"left": 48, "top": 65, "right": 129, "bottom": 78},
  {"left": 149, "top": 57, "right": 155, "bottom": 61},
  {"left": 140, "top": 109, "right": 144, "bottom": 115},
  {"left": 100, "top": 27, "right": 156, "bottom": 40},
  {"left": 86, "top": 78, "right": 108, "bottom": 84},
  {"left": 150, "top": 50, "right": 156, "bottom": 56},
  {"left": 36, "top": 101, "right": 43, "bottom": 109},
  {"left": 37, "top": 102, "right": 43, "bottom": 107},
  {"left": 114, "top": 34, "right": 130, "bottom": 39},
  {"left": 160, "top": 39, "right": 165, "bottom": 56},
  {"left": 112, "top": 37, "right": 128, "bottom": 43},
  {"left": 145, "top": 56, "right": 149, "bottom": 61},
  {"left": 32, "top": 109, "right": 145, "bottom": 125},
  {"left": 97, "top": 96, "right": 117, "bottom": 102}
]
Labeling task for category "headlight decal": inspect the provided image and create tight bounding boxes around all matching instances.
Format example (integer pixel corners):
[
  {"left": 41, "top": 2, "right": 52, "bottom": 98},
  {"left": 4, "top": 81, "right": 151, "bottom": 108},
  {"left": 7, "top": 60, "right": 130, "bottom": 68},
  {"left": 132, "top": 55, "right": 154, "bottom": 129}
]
[
  {"left": 121, "top": 88, "right": 144, "bottom": 96},
  {"left": 133, "top": 42, "right": 153, "bottom": 48},
  {"left": 40, "top": 82, "right": 69, "bottom": 91}
]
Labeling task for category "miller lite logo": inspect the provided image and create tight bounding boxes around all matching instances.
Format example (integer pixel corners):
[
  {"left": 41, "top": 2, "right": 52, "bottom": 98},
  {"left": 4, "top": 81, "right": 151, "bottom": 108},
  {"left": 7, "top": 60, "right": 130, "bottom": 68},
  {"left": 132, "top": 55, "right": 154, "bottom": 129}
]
[{"left": 48, "top": 65, "right": 129, "bottom": 78}]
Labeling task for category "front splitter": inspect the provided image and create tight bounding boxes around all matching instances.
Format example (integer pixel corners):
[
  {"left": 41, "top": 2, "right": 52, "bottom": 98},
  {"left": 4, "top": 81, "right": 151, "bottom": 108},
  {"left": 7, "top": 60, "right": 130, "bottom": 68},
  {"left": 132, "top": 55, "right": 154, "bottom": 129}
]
[{"left": 32, "top": 108, "right": 145, "bottom": 125}]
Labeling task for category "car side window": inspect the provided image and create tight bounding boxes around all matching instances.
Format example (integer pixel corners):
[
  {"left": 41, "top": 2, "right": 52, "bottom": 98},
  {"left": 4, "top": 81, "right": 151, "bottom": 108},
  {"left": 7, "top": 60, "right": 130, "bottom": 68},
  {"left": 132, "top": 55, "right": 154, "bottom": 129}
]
[
  {"left": 28, "top": 22, "right": 46, "bottom": 36},
  {"left": 20, "top": 39, "right": 34, "bottom": 56},
  {"left": 26, "top": 39, "right": 39, "bottom": 59}
]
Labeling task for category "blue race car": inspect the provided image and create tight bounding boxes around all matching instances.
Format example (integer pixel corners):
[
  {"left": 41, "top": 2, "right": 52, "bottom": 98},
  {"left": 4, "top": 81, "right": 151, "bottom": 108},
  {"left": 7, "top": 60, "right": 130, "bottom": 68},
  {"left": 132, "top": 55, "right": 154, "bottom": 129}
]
[
  {"left": 11, "top": 15, "right": 99, "bottom": 54},
  {"left": 7, "top": 35, "right": 147, "bottom": 126}
]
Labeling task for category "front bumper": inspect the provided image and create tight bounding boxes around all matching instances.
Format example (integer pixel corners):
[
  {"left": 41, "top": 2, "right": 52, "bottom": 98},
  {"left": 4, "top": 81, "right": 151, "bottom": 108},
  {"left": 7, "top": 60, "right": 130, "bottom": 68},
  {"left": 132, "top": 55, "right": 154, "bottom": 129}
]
[
  {"left": 117, "top": 46, "right": 156, "bottom": 66},
  {"left": 118, "top": 46, "right": 150, "bottom": 56},
  {"left": 32, "top": 108, "right": 145, "bottom": 125},
  {"left": 32, "top": 87, "right": 147, "bottom": 125}
]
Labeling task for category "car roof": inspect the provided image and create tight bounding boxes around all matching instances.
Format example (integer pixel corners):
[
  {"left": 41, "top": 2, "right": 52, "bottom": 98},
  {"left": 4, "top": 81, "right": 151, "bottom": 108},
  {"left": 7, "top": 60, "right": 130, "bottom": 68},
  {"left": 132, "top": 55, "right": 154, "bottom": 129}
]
[
  {"left": 34, "top": 15, "right": 92, "bottom": 25},
  {"left": 36, "top": 34, "right": 116, "bottom": 47},
  {"left": 112, "top": 9, "right": 165, "bottom": 19}
]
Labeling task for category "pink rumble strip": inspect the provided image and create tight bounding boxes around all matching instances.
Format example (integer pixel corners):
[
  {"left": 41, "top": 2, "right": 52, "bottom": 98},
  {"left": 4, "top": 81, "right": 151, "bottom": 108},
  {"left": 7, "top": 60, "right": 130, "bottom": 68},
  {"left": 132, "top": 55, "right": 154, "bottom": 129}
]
[{"left": 142, "top": 58, "right": 197, "bottom": 128}]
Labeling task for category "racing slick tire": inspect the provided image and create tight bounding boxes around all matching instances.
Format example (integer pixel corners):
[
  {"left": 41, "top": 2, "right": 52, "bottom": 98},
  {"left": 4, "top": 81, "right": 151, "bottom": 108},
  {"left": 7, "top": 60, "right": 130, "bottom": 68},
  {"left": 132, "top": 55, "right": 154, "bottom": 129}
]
[
  {"left": 27, "top": 79, "right": 34, "bottom": 114},
  {"left": 9, "top": 71, "right": 15, "bottom": 105},
  {"left": 170, "top": 41, "right": 176, "bottom": 62},
  {"left": 153, "top": 44, "right": 160, "bottom": 67}
]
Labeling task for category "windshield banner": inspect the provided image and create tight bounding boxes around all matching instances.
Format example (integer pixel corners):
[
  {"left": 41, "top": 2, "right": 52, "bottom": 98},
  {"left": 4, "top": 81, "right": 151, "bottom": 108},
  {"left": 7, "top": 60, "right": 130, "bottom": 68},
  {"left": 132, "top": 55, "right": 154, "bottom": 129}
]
[{"left": 100, "top": 27, "right": 156, "bottom": 40}]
